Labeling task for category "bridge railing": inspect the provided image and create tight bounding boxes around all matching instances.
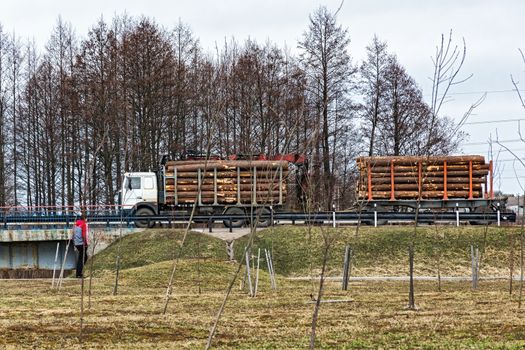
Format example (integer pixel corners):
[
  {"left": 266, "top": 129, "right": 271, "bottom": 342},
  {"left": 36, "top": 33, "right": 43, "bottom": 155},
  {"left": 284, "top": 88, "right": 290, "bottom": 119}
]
[{"left": 0, "top": 204, "right": 125, "bottom": 229}]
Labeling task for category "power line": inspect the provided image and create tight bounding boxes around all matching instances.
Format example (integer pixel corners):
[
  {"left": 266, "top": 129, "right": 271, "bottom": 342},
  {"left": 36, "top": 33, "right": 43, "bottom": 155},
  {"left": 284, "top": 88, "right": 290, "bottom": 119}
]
[
  {"left": 454, "top": 148, "right": 525, "bottom": 154},
  {"left": 462, "top": 139, "right": 524, "bottom": 146},
  {"left": 463, "top": 118, "right": 525, "bottom": 125},
  {"left": 494, "top": 148, "right": 525, "bottom": 153},
  {"left": 425, "top": 89, "right": 525, "bottom": 98},
  {"left": 494, "top": 158, "right": 525, "bottom": 163},
  {"left": 447, "top": 89, "right": 525, "bottom": 96}
]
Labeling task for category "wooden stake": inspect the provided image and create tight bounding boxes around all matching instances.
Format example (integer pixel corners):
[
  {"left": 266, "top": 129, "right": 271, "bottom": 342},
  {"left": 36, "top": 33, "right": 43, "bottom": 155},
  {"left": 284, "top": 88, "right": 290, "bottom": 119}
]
[
  {"left": 246, "top": 250, "right": 253, "bottom": 296},
  {"left": 265, "top": 249, "right": 275, "bottom": 289},
  {"left": 113, "top": 255, "right": 120, "bottom": 296},
  {"left": 471, "top": 245, "right": 477, "bottom": 290},
  {"left": 51, "top": 242, "right": 60, "bottom": 288},
  {"left": 342, "top": 245, "right": 350, "bottom": 291},
  {"left": 254, "top": 248, "right": 261, "bottom": 297},
  {"left": 57, "top": 240, "right": 71, "bottom": 289},
  {"left": 348, "top": 247, "right": 353, "bottom": 279},
  {"left": 407, "top": 244, "right": 416, "bottom": 309},
  {"left": 268, "top": 249, "right": 277, "bottom": 290},
  {"left": 475, "top": 247, "right": 480, "bottom": 289},
  {"left": 113, "top": 227, "right": 123, "bottom": 296},
  {"left": 240, "top": 247, "right": 247, "bottom": 290}
]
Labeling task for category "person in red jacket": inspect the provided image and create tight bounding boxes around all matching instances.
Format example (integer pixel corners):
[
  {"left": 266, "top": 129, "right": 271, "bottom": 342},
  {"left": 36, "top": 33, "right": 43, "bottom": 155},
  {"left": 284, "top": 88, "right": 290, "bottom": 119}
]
[{"left": 73, "top": 214, "right": 89, "bottom": 278}]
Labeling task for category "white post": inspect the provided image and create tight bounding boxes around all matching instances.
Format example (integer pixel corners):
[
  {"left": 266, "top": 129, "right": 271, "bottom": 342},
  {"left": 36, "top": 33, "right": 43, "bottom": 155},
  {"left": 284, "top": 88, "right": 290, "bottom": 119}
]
[
  {"left": 374, "top": 203, "right": 377, "bottom": 227},
  {"left": 332, "top": 204, "right": 336, "bottom": 228},
  {"left": 497, "top": 203, "right": 501, "bottom": 227},
  {"left": 456, "top": 203, "right": 460, "bottom": 227},
  {"left": 51, "top": 242, "right": 60, "bottom": 288}
]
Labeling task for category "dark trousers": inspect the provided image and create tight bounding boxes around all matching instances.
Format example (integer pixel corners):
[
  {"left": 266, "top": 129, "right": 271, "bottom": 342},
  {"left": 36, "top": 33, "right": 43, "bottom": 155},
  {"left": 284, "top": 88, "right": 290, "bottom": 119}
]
[{"left": 75, "top": 245, "right": 89, "bottom": 277}]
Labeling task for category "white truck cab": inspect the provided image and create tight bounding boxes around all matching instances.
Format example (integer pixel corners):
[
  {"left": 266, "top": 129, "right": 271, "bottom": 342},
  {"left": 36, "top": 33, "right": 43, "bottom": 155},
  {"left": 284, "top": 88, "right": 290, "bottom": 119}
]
[{"left": 121, "top": 172, "right": 158, "bottom": 212}]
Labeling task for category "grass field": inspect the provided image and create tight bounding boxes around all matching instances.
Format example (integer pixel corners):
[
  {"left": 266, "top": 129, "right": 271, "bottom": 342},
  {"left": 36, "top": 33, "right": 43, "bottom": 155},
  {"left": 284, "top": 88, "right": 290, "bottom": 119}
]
[{"left": 1, "top": 225, "right": 525, "bottom": 349}]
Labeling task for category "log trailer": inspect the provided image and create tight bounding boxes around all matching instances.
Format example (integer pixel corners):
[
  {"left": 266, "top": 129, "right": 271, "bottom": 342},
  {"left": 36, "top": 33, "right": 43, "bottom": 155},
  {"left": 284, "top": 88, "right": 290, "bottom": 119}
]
[
  {"left": 356, "top": 155, "right": 508, "bottom": 223},
  {"left": 120, "top": 153, "right": 307, "bottom": 228}
]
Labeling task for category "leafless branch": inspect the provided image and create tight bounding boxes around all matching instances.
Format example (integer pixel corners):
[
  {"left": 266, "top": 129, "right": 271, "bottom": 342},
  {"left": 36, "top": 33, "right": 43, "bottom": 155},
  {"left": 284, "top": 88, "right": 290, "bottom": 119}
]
[
  {"left": 511, "top": 74, "right": 525, "bottom": 110},
  {"left": 453, "top": 93, "right": 486, "bottom": 135},
  {"left": 495, "top": 129, "right": 525, "bottom": 169},
  {"left": 334, "top": 0, "right": 345, "bottom": 17},
  {"left": 430, "top": 31, "right": 471, "bottom": 118},
  {"left": 512, "top": 160, "right": 525, "bottom": 193}
]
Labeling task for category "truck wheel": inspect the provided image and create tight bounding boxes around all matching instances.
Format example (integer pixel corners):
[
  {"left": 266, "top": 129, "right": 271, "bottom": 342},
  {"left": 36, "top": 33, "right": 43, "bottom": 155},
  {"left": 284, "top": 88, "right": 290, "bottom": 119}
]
[
  {"left": 254, "top": 207, "right": 272, "bottom": 227},
  {"left": 223, "top": 207, "right": 245, "bottom": 228},
  {"left": 469, "top": 207, "right": 492, "bottom": 226},
  {"left": 362, "top": 219, "right": 388, "bottom": 226},
  {"left": 135, "top": 207, "right": 155, "bottom": 228}
]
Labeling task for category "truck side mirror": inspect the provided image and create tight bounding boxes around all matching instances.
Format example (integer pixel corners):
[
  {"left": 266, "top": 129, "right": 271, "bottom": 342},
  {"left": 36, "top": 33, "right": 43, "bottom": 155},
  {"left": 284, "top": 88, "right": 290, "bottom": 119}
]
[{"left": 127, "top": 179, "right": 132, "bottom": 190}]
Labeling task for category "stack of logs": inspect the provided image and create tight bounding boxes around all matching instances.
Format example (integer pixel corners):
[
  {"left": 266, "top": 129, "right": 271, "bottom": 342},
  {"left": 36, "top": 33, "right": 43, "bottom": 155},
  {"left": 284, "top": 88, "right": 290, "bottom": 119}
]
[
  {"left": 164, "top": 160, "right": 288, "bottom": 205},
  {"left": 356, "top": 155, "right": 491, "bottom": 200}
]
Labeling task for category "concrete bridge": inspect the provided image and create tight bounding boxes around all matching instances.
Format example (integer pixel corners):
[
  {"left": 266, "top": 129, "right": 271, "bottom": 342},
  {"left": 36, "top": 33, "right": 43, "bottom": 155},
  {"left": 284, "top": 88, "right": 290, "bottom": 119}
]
[{"left": 0, "top": 227, "right": 141, "bottom": 278}]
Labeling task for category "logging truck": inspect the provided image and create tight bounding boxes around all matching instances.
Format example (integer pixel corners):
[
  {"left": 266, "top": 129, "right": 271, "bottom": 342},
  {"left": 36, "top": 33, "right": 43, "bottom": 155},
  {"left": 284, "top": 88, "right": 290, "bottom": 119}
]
[
  {"left": 120, "top": 153, "right": 306, "bottom": 228},
  {"left": 121, "top": 153, "right": 506, "bottom": 228}
]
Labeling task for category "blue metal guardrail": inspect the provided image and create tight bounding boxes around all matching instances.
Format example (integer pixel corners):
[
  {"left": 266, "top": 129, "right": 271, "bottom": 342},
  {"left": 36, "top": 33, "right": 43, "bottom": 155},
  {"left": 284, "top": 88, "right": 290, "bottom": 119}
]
[{"left": 0, "top": 210, "right": 517, "bottom": 228}]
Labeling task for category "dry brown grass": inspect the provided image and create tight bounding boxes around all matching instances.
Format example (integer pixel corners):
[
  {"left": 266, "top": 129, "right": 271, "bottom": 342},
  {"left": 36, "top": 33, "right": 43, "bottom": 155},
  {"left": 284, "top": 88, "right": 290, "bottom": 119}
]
[{"left": 1, "top": 256, "right": 525, "bottom": 349}]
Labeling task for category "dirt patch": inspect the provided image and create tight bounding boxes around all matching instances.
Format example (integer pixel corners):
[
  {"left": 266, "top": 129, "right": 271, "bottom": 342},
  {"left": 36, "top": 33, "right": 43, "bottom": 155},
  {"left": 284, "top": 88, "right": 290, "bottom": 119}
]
[{"left": 192, "top": 227, "right": 258, "bottom": 241}]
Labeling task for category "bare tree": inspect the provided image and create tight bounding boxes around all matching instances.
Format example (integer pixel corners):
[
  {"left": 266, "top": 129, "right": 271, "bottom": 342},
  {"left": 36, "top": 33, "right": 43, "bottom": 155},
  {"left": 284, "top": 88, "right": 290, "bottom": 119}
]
[
  {"left": 0, "top": 25, "right": 12, "bottom": 206},
  {"left": 298, "top": 6, "right": 355, "bottom": 210},
  {"left": 3, "top": 14, "right": 311, "bottom": 212},
  {"left": 376, "top": 59, "right": 431, "bottom": 156},
  {"left": 425, "top": 30, "right": 476, "bottom": 154},
  {"left": 359, "top": 36, "right": 392, "bottom": 156},
  {"left": 168, "top": 19, "right": 199, "bottom": 158},
  {"left": 76, "top": 18, "right": 120, "bottom": 205}
]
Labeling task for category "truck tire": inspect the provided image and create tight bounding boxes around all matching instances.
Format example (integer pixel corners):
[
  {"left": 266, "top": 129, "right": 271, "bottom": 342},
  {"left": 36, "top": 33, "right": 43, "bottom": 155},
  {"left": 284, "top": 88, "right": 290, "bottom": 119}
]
[
  {"left": 469, "top": 207, "right": 492, "bottom": 226},
  {"left": 135, "top": 207, "right": 155, "bottom": 228},
  {"left": 362, "top": 218, "right": 388, "bottom": 226},
  {"left": 223, "top": 207, "right": 245, "bottom": 228},
  {"left": 254, "top": 207, "right": 272, "bottom": 227}
]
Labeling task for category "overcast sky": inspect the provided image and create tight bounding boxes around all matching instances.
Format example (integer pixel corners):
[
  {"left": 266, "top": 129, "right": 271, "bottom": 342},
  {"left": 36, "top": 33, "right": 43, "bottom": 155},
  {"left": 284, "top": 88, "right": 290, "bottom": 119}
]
[{"left": 1, "top": 0, "right": 524, "bottom": 194}]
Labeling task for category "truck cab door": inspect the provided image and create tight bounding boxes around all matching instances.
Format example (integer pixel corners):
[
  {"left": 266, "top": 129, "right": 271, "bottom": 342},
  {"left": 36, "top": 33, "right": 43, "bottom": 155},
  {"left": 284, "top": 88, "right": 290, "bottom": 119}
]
[{"left": 122, "top": 176, "right": 142, "bottom": 210}]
